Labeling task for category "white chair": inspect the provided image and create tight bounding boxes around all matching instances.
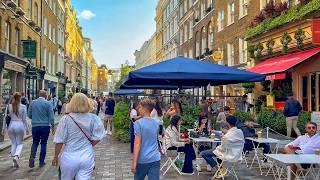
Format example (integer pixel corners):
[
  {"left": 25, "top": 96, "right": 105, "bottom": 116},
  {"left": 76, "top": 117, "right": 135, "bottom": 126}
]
[{"left": 159, "top": 138, "right": 182, "bottom": 176}]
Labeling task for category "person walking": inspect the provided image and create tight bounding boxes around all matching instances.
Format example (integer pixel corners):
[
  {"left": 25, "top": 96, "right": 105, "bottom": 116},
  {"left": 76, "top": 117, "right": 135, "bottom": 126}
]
[
  {"left": 20, "top": 92, "right": 29, "bottom": 108},
  {"left": 28, "top": 90, "right": 55, "bottom": 168},
  {"left": 1, "top": 92, "right": 29, "bottom": 168},
  {"left": 57, "top": 98, "right": 63, "bottom": 115},
  {"left": 284, "top": 93, "right": 302, "bottom": 137},
  {"left": 131, "top": 99, "right": 161, "bottom": 180},
  {"left": 52, "top": 95, "right": 58, "bottom": 115},
  {"left": 104, "top": 93, "right": 115, "bottom": 135},
  {"left": 130, "top": 102, "right": 141, "bottom": 153},
  {"left": 96, "top": 97, "right": 101, "bottom": 116},
  {"left": 52, "top": 93, "right": 105, "bottom": 179}
]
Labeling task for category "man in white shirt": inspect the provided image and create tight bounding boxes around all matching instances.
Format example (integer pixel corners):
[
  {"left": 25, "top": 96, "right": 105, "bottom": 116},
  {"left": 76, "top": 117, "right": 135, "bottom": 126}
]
[{"left": 284, "top": 122, "right": 320, "bottom": 179}]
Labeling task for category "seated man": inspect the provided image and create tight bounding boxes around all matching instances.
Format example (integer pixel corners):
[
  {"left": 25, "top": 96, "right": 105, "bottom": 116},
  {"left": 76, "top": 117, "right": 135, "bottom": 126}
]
[
  {"left": 238, "top": 118, "right": 271, "bottom": 162},
  {"left": 201, "top": 116, "right": 244, "bottom": 179},
  {"left": 284, "top": 122, "right": 320, "bottom": 179}
]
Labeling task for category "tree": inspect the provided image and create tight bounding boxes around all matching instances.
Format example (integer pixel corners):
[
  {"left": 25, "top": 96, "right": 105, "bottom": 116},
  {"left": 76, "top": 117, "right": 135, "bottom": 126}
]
[{"left": 114, "top": 63, "right": 134, "bottom": 91}]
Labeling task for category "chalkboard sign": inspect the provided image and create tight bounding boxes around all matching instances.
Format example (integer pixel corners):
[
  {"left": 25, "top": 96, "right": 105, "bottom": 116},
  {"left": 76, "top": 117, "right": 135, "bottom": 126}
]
[{"left": 311, "top": 112, "right": 320, "bottom": 131}]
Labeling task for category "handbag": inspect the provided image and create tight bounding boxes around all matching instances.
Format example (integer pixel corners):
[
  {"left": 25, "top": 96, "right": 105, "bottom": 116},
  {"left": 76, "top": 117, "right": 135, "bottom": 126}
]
[{"left": 5, "top": 105, "right": 11, "bottom": 128}]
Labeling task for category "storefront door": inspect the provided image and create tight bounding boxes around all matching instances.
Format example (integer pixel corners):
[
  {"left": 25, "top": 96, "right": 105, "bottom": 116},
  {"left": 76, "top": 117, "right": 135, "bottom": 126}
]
[{"left": 301, "top": 73, "right": 320, "bottom": 112}]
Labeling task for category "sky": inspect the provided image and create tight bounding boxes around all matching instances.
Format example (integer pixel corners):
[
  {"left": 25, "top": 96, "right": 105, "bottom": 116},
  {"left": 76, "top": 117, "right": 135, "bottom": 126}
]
[{"left": 71, "top": 0, "right": 157, "bottom": 69}]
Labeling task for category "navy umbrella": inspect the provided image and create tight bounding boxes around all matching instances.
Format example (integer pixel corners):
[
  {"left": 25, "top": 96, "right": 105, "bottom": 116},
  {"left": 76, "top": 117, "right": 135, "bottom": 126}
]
[
  {"left": 114, "top": 89, "right": 144, "bottom": 95},
  {"left": 120, "top": 83, "right": 198, "bottom": 90},
  {"left": 123, "top": 57, "right": 265, "bottom": 87}
]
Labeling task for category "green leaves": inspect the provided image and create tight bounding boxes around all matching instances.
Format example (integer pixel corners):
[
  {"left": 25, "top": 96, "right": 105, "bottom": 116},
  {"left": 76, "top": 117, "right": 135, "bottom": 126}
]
[{"left": 113, "top": 102, "right": 131, "bottom": 142}]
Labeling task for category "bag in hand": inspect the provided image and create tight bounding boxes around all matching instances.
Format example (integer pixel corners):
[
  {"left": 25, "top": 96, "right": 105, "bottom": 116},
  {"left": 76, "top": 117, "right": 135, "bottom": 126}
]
[{"left": 5, "top": 105, "right": 11, "bottom": 128}]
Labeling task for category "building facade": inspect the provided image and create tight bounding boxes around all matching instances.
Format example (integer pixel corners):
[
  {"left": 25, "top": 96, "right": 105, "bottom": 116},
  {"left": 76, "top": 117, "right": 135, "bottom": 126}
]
[
  {"left": 155, "top": 0, "right": 164, "bottom": 62},
  {"left": 163, "top": 0, "right": 179, "bottom": 60},
  {"left": 134, "top": 33, "right": 157, "bottom": 69},
  {"left": 97, "top": 64, "right": 108, "bottom": 95},
  {"left": 91, "top": 59, "right": 98, "bottom": 96}
]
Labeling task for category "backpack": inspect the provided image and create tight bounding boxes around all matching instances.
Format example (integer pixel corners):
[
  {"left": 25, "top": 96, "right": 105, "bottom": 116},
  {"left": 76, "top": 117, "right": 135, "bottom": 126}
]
[{"left": 21, "top": 97, "right": 27, "bottom": 105}]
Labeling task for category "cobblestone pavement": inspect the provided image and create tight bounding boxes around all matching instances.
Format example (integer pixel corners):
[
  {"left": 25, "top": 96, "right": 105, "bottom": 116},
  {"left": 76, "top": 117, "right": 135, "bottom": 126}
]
[{"left": 0, "top": 132, "right": 275, "bottom": 180}]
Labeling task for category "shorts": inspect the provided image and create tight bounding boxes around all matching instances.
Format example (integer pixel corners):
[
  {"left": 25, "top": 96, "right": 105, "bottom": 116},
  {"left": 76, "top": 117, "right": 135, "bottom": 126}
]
[{"left": 104, "top": 115, "right": 113, "bottom": 120}]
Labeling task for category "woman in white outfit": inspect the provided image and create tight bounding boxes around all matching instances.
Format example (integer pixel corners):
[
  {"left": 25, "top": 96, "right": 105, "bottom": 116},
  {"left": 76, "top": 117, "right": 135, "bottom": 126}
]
[
  {"left": 52, "top": 93, "right": 105, "bottom": 180},
  {"left": 2, "top": 92, "right": 29, "bottom": 168},
  {"left": 151, "top": 99, "right": 164, "bottom": 136}
]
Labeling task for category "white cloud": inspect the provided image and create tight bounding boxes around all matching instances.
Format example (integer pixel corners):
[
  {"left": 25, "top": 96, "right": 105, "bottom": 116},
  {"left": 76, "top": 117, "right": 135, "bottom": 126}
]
[{"left": 78, "top": 10, "right": 96, "bottom": 20}]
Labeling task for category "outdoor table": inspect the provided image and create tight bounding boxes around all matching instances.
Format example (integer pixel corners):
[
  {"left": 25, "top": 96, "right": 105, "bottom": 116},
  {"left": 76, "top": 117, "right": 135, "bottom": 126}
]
[
  {"left": 265, "top": 154, "right": 320, "bottom": 180},
  {"left": 246, "top": 137, "right": 279, "bottom": 175}
]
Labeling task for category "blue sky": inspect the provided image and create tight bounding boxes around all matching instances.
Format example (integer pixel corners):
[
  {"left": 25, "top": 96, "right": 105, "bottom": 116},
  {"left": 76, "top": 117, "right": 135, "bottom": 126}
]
[{"left": 71, "top": 0, "right": 157, "bottom": 69}]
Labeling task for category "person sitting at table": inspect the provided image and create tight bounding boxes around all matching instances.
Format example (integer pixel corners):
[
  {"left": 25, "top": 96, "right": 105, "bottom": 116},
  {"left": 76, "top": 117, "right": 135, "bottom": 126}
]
[
  {"left": 216, "top": 106, "right": 232, "bottom": 132},
  {"left": 197, "top": 113, "right": 212, "bottom": 153},
  {"left": 165, "top": 115, "right": 196, "bottom": 175},
  {"left": 238, "top": 117, "right": 271, "bottom": 163},
  {"left": 284, "top": 122, "right": 320, "bottom": 179},
  {"left": 201, "top": 116, "right": 245, "bottom": 179}
]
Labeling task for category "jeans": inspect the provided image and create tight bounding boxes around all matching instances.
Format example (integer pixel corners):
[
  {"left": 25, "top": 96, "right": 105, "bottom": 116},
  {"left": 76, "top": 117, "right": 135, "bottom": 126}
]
[
  {"left": 168, "top": 144, "right": 196, "bottom": 173},
  {"left": 130, "top": 121, "right": 135, "bottom": 153},
  {"left": 30, "top": 126, "right": 50, "bottom": 164},
  {"left": 201, "top": 150, "right": 221, "bottom": 168},
  {"left": 134, "top": 161, "right": 160, "bottom": 180}
]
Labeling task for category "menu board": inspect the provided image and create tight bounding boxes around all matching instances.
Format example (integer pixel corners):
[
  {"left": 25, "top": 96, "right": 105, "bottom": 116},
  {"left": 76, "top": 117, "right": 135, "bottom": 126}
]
[{"left": 311, "top": 112, "right": 320, "bottom": 131}]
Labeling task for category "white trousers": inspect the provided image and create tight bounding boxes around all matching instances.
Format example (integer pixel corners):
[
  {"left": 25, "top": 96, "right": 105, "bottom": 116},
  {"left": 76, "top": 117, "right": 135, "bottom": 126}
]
[
  {"left": 7, "top": 121, "right": 25, "bottom": 157},
  {"left": 60, "top": 148, "right": 95, "bottom": 180}
]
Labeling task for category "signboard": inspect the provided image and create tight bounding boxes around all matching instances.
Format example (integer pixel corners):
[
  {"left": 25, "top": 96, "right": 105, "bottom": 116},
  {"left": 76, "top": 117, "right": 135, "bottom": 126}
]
[
  {"left": 311, "top": 112, "right": 320, "bottom": 131},
  {"left": 212, "top": 51, "right": 223, "bottom": 61},
  {"left": 22, "top": 40, "right": 37, "bottom": 59},
  {"left": 266, "top": 73, "right": 286, "bottom": 80},
  {"left": 312, "top": 19, "right": 320, "bottom": 45},
  {"left": 266, "top": 95, "right": 274, "bottom": 107}
]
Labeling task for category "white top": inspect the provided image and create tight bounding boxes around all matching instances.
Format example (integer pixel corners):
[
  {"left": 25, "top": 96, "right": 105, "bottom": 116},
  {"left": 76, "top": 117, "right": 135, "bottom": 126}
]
[
  {"left": 165, "top": 126, "right": 185, "bottom": 149},
  {"left": 246, "top": 137, "right": 279, "bottom": 144},
  {"left": 53, "top": 113, "right": 105, "bottom": 153},
  {"left": 213, "top": 127, "right": 245, "bottom": 162},
  {"left": 190, "top": 137, "right": 221, "bottom": 143},
  {"left": 298, "top": 133, "right": 320, "bottom": 154},
  {"left": 265, "top": 154, "right": 320, "bottom": 164},
  {"left": 151, "top": 108, "right": 163, "bottom": 124},
  {"left": 130, "top": 109, "right": 138, "bottom": 120},
  {"left": 3, "top": 104, "right": 28, "bottom": 129},
  {"left": 286, "top": 134, "right": 313, "bottom": 147}
]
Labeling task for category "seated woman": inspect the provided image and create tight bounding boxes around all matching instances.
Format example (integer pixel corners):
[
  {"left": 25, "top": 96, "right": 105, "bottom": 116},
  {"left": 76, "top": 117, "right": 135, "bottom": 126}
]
[
  {"left": 165, "top": 115, "right": 196, "bottom": 175},
  {"left": 197, "top": 114, "right": 211, "bottom": 152}
]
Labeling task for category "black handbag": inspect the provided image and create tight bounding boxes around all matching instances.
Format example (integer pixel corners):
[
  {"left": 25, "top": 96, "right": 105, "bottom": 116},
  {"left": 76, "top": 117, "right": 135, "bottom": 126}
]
[{"left": 5, "top": 105, "right": 11, "bottom": 127}]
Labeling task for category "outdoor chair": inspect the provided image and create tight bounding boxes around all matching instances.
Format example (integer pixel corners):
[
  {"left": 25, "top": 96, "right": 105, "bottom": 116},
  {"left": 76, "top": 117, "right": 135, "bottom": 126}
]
[{"left": 159, "top": 137, "right": 182, "bottom": 176}]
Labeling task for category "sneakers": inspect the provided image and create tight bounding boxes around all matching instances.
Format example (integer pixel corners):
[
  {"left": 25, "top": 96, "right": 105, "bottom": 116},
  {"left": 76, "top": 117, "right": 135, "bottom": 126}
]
[
  {"left": 29, "top": 158, "right": 35, "bottom": 168},
  {"left": 206, "top": 164, "right": 212, "bottom": 172},
  {"left": 13, "top": 156, "right": 19, "bottom": 168},
  {"left": 196, "top": 164, "right": 202, "bottom": 172},
  {"left": 213, "top": 167, "right": 228, "bottom": 179}
]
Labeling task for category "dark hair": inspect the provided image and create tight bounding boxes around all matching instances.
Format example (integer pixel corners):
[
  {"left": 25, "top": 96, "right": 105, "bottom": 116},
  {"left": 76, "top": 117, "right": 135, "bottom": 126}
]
[
  {"left": 154, "top": 100, "right": 163, "bottom": 117},
  {"left": 170, "top": 115, "right": 181, "bottom": 130},
  {"left": 132, "top": 101, "right": 139, "bottom": 110},
  {"left": 226, "top": 115, "right": 238, "bottom": 127},
  {"left": 109, "top": 92, "right": 113, "bottom": 96},
  {"left": 244, "top": 117, "right": 255, "bottom": 122},
  {"left": 172, "top": 99, "right": 183, "bottom": 115},
  {"left": 198, "top": 113, "right": 208, "bottom": 129},
  {"left": 306, "top": 122, "right": 317, "bottom": 129},
  {"left": 243, "top": 94, "right": 248, "bottom": 98},
  {"left": 224, "top": 106, "right": 231, "bottom": 111}
]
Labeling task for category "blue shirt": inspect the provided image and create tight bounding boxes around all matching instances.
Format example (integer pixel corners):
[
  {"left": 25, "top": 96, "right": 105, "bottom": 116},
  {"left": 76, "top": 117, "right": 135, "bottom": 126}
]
[
  {"left": 28, "top": 97, "right": 55, "bottom": 128},
  {"left": 134, "top": 117, "right": 161, "bottom": 164},
  {"left": 105, "top": 98, "right": 115, "bottom": 115}
]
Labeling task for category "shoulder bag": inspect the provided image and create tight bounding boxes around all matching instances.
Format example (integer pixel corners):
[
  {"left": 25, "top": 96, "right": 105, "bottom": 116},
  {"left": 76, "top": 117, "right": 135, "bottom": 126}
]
[
  {"left": 5, "top": 105, "right": 11, "bottom": 128},
  {"left": 67, "top": 114, "right": 94, "bottom": 145}
]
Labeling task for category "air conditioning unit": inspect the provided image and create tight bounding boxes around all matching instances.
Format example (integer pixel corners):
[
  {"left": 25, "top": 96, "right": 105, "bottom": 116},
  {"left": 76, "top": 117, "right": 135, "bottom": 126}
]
[
  {"left": 15, "top": 6, "right": 24, "bottom": 16},
  {"left": 6, "top": 0, "right": 17, "bottom": 9}
]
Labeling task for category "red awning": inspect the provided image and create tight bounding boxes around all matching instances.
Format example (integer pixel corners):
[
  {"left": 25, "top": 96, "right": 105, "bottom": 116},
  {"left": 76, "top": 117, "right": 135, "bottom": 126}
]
[{"left": 248, "top": 47, "right": 320, "bottom": 75}]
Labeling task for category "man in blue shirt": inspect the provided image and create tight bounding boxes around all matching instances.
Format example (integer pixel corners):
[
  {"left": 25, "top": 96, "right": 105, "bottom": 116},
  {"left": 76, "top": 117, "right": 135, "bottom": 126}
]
[
  {"left": 28, "top": 90, "right": 55, "bottom": 168},
  {"left": 284, "top": 93, "right": 302, "bottom": 137},
  {"left": 104, "top": 92, "right": 115, "bottom": 135}
]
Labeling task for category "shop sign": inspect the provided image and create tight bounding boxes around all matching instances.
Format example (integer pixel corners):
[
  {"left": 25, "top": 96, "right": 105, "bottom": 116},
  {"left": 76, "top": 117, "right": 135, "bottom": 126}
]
[
  {"left": 312, "top": 19, "right": 320, "bottom": 45},
  {"left": 266, "top": 95, "right": 274, "bottom": 107},
  {"left": 266, "top": 73, "right": 286, "bottom": 80},
  {"left": 211, "top": 51, "right": 223, "bottom": 61},
  {"left": 4, "top": 61, "right": 25, "bottom": 72},
  {"left": 311, "top": 112, "right": 320, "bottom": 131}
]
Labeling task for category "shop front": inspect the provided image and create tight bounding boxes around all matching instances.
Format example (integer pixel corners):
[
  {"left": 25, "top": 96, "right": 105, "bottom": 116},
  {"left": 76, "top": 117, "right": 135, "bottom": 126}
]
[
  {"left": 44, "top": 74, "right": 58, "bottom": 97},
  {"left": 249, "top": 47, "right": 320, "bottom": 112}
]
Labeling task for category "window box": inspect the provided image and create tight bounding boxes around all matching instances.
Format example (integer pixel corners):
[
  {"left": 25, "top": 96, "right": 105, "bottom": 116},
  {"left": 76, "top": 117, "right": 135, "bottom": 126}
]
[{"left": 15, "top": 7, "right": 25, "bottom": 16}]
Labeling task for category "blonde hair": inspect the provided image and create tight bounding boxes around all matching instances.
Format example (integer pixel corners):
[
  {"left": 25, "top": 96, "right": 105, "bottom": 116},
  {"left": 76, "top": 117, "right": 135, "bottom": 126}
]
[
  {"left": 139, "top": 98, "right": 155, "bottom": 113},
  {"left": 67, "top": 93, "right": 94, "bottom": 113},
  {"left": 12, "top": 92, "right": 21, "bottom": 116}
]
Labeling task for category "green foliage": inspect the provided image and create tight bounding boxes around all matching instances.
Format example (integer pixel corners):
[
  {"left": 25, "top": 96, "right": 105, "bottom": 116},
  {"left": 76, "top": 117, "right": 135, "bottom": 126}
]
[
  {"left": 248, "top": 45, "right": 255, "bottom": 58},
  {"left": 257, "top": 110, "right": 311, "bottom": 135},
  {"left": 233, "top": 112, "right": 253, "bottom": 122},
  {"left": 181, "top": 104, "right": 201, "bottom": 132},
  {"left": 242, "top": 83, "right": 255, "bottom": 94},
  {"left": 254, "top": 42, "right": 264, "bottom": 57},
  {"left": 246, "top": 0, "right": 320, "bottom": 40},
  {"left": 294, "top": 28, "right": 306, "bottom": 49},
  {"left": 113, "top": 102, "right": 131, "bottom": 143},
  {"left": 280, "top": 32, "right": 292, "bottom": 54},
  {"left": 114, "top": 64, "right": 134, "bottom": 91},
  {"left": 266, "top": 39, "right": 275, "bottom": 55}
]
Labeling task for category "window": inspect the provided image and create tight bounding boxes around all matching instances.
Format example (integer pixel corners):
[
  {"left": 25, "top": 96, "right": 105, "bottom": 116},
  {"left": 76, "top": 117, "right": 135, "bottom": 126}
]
[
  {"left": 48, "top": 52, "right": 51, "bottom": 73},
  {"left": 189, "top": 20, "right": 193, "bottom": 39},
  {"left": 200, "top": 2, "right": 205, "bottom": 18},
  {"left": 207, "top": 0, "right": 213, "bottom": 8},
  {"left": 5, "top": 22, "right": 10, "bottom": 52},
  {"left": 201, "top": 27, "right": 207, "bottom": 54},
  {"left": 227, "top": 43, "right": 234, "bottom": 66},
  {"left": 189, "top": 47, "right": 193, "bottom": 58},
  {"left": 208, "top": 22, "right": 214, "bottom": 50},
  {"left": 239, "top": 38, "right": 248, "bottom": 64},
  {"left": 34, "top": 3, "right": 38, "bottom": 24},
  {"left": 184, "top": 24, "right": 188, "bottom": 42},
  {"left": 43, "top": 17, "right": 47, "bottom": 35},
  {"left": 218, "top": 10, "right": 224, "bottom": 31},
  {"left": 49, "top": 24, "right": 51, "bottom": 40},
  {"left": 52, "top": 54, "right": 55, "bottom": 74},
  {"left": 53, "top": 0, "right": 56, "bottom": 15},
  {"left": 195, "top": 32, "right": 200, "bottom": 57},
  {"left": 239, "top": 0, "right": 248, "bottom": 18},
  {"left": 28, "top": 0, "right": 32, "bottom": 19},
  {"left": 180, "top": 29, "right": 183, "bottom": 45},
  {"left": 189, "top": 0, "right": 193, "bottom": 8},
  {"left": 14, "top": 29, "right": 19, "bottom": 56},
  {"left": 228, "top": 2, "right": 235, "bottom": 25},
  {"left": 52, "top": 27, "right": 55, "bottom": 43},
  {"left": 49, "top": 0, "right": 52, "bottom": 9},
  {"left": 184, "top": 0, "right": 187, "bottom": 14},
  {"left": 43, "top": 48, "right": 47, "bottom": 68}
]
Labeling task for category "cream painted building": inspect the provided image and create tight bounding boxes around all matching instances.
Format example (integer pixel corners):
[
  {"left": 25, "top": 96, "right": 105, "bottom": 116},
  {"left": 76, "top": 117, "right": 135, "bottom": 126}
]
[{"left": 134, "top": 33, "right": 157, "bottom": 69}]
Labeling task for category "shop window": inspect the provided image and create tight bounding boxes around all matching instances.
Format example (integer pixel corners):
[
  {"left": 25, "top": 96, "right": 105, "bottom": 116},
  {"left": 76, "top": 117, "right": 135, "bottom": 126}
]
[
  {"left": 5, "top": 21, "right": 10, "bottom": 52},
  {"left": 28, "top": 0, "right": 32, "bottom": 19},
  {"left": 311, "top": 74, "right": 316, "bottom": 111},
  {"left": 302, "top": 76, "right": 308, "bottom": 111},
  {"left": 318, "top": 73, "right": 320, "bottom": 111},
  {"left": 34, "top": 3, "right": 38, "bottom": 25}
]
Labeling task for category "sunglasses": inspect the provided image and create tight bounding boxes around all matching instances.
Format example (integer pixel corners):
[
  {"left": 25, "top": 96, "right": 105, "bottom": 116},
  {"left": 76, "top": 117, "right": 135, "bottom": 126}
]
[{"left": 307, "top": 126, "right": 316, "bottom": 130}]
